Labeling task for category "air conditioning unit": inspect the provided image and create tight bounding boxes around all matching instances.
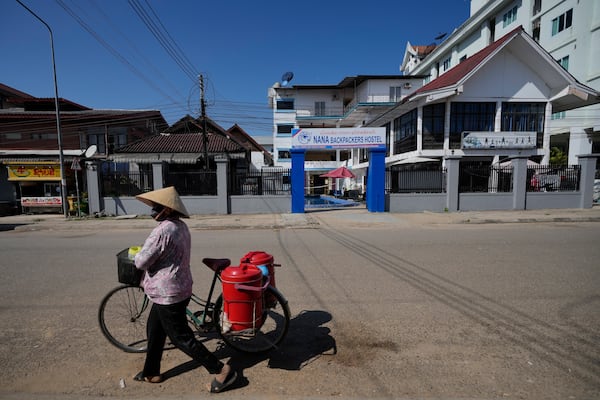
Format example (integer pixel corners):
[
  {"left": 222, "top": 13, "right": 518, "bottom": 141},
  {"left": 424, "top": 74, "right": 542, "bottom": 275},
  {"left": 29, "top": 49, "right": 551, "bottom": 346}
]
[{"left": 403, "top": 83, "right": 412, "bottom": 89}]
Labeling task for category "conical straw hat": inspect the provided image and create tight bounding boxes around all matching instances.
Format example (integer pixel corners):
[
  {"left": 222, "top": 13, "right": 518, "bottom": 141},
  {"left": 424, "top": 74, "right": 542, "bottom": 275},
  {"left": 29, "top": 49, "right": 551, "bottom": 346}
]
[{"left": 136, "top": 186, "right": 189, "bottom": 217}]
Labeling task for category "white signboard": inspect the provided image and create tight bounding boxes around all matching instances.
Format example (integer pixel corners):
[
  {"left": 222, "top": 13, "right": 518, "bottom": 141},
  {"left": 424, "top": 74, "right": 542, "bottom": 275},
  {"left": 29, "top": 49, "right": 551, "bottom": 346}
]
[
  {"left": 462, "top": 131, "right": 537, "bottom": 149},
  {"left": 292, "top": 128, "right": 386, "bottom": 150}
]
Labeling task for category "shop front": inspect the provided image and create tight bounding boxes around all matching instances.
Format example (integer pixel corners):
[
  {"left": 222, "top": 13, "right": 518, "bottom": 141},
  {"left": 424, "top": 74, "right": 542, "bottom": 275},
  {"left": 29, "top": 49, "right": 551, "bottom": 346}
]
[{"left": 6, "top": 162, "right": 64, "bottom": 214}]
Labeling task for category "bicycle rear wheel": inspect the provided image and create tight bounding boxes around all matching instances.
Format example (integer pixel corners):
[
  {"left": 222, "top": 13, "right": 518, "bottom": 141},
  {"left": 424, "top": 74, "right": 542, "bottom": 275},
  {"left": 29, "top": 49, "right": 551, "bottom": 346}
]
[
  {"left": 98, "top": 285, "right": 149, "bottom": 353},
  {"left": 213, "top": 286, "right": 290, "bottom": 353}
]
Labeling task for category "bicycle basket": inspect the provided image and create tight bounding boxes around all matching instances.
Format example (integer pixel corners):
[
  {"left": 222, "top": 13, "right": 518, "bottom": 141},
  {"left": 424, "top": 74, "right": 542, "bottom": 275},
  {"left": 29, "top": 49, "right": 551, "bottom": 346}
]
[{"left": 117, "top": 248, "right": 144, "bottom": 286}]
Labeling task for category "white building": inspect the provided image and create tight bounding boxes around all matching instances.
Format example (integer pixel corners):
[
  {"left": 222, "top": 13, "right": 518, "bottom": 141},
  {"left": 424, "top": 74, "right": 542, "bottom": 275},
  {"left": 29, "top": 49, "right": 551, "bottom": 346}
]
[
  {"left": 402, "top": 0, "right": 600, "bottom": 165},
  {"left": 268, "top": 75, "right": 425, "bottom": 194},
  {"left": 268, "top": 26, "right": 598, "bottom": 199}
]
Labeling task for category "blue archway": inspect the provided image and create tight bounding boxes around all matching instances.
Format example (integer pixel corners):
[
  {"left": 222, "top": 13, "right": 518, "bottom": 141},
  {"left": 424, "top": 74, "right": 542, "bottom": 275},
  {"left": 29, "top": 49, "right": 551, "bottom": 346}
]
[{"left": 290, "top": 128, "right": 386, "bottom": 213}]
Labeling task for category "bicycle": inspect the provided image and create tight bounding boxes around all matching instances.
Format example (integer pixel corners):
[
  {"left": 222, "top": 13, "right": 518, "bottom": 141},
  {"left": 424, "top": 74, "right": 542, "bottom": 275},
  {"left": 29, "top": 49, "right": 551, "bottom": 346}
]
[{"left": 98, "top": 251, "right": 290, "bottom": 354}]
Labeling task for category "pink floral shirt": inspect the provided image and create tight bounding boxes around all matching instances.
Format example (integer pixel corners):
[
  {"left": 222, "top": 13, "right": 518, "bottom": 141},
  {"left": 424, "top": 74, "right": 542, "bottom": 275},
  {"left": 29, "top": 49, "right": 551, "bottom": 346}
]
[{"left": 135, "top": 218, "right": 192, "bottom": 305}]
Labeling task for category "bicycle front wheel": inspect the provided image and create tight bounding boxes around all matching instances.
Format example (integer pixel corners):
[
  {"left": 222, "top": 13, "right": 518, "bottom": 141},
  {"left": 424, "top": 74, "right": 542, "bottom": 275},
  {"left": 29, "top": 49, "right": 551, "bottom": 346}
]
[
  {"left": 98, "top": 285, "right": 149, "bottom": 353},
  {"left": 213, "top": 286, "right": 290, "bottom": 353}
]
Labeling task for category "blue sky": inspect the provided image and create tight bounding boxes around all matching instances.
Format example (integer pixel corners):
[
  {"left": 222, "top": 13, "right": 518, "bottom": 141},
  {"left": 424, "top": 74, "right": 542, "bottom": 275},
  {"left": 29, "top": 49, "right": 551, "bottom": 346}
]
[{"left": 2, "top": 0, "right": 470, "bottom": 138}]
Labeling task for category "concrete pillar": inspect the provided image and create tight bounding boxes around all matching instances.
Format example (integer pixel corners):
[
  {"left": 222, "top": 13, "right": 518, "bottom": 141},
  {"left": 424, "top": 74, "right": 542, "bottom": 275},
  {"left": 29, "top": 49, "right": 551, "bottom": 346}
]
[
  {"left": 569, "top": 128, "right": 593, "bottom": 165},
  {"left": 85, "top": 161, "right": 101, "bottom": 214},
  {"left": 367, "top": 148, "right": 386, "bottom": 212},
  {"left": 215, "top": 155, "right": 229, "bottom": 214},
  {"left": 445, "top": 156, "right": 461, "bottom": 211},
  {"left": 291, "top": 149, "right": 306, "bottom": 213},
  {"left": 577, "top": 154, "right": 598, "bottom": 208},
  {"left": 151, "top": 163, "right": 163, "bottom": 190},
  {"left": 511, "top": 156, "right": 528, "bottom": 210}
]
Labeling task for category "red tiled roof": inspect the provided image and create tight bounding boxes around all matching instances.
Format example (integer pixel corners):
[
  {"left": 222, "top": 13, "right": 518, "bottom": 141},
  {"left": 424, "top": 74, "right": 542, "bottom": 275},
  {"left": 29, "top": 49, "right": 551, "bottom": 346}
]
[
  {"left": 0, "top": 83, "right": 35, "bottom": 99},
  {"left": 413, "top": 44, "right": 437, "bottom": 57},
  {"left": 117, "top": 132, "right": 244, "bottom": 153},
  {"left": 408, "top": 26, "right": 524, "bottom": 99}
]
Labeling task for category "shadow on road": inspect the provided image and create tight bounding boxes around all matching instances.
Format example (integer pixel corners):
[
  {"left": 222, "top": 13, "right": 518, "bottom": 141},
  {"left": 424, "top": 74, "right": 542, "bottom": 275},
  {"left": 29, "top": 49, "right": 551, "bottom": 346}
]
[
  {"left": 0, "top": 223, "right": 27, "bottom": 232},
  {"left": 157, "top": 309, "right": 336, "bottom": 386}
]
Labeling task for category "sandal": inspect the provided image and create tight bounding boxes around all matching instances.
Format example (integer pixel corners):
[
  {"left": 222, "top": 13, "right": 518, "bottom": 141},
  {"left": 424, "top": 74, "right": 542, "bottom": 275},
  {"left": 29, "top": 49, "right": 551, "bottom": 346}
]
[
  {"left": 208, "top": 366, "right": 238, "bottom": 393},
  {"left": 133, "top": 371, "right": 164, "bottom": 383}
]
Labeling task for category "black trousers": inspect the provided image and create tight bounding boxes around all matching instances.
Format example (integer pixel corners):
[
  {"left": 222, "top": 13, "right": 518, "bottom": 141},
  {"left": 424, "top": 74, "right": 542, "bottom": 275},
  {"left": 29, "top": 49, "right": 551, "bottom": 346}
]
[{"left": 143, "top": 298, "right": 223, "bottom": 376}]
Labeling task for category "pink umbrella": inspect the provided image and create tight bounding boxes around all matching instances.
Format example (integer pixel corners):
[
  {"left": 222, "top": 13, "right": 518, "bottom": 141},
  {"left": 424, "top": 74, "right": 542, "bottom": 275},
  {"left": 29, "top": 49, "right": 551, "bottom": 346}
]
[{"left": 320, "top": 166, "right": 355, "bottom": 179}]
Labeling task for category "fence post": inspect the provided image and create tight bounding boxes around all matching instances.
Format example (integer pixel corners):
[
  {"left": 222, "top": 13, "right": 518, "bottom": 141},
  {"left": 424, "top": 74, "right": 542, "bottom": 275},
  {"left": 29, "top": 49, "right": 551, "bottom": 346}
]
[
  {"left": 577, "top": 154, "right": 598, "bottom": 208},
  {"left": 291, "top": 149, "right": 306, "bottom": 213},
  {"left": 511, "top": 156, "right": 528, "bottom": 210},
  {"left": 85, "top": 160, "right": 101, "bottom": 214},
  {"left": 151, "top": 162, "right": 163, "bottom": 190},
  {"left": 215, "top": 155, "right": 229, "bottom": 214},
  {"left": 445, "top": 155, "right": 461, "bottom": 211}
]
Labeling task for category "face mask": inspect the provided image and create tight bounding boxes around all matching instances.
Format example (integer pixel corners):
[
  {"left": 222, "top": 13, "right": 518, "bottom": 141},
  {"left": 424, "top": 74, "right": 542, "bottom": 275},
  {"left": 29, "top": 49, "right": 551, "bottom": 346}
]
[{"left": 151, "top": 205, "right": 166, "bottom": 220}]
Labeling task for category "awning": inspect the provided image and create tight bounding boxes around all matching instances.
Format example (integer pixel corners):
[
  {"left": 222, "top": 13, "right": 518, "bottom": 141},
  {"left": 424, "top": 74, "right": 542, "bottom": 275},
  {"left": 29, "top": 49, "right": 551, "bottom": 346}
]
[{"left": 0, "top": 149, "right": 86, "bottom": 163}]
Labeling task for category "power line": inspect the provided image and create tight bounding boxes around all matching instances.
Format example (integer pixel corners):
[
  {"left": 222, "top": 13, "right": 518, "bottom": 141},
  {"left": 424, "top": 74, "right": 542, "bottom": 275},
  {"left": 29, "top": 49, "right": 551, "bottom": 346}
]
[
  {"left": 54, "top": 0, "right": 184, "bottom": 109},
  {"left": 128, "top": 0, "right": 198, "bottom": 84}
]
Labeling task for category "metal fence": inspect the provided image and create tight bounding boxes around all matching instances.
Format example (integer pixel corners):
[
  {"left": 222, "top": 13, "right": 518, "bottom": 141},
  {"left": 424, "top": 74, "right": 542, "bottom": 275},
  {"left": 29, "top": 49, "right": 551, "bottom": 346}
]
[
  {"left": 459, "top": 163, "right": 513, "bottom": 193},
  {"left": 101, "top": 171, "right": 153, "bottom": 197},
  {"left": 231, "top": 168, "right": 291, "bottom": 195},
  {"left": 527, "top": 165, "right": 580, "bottom": 192},
  {"left": 387, "top": 167, "right": 447, "bottom": 193},
  {"left": 164, "top": 170, "right": 217, "bottom": 196}
]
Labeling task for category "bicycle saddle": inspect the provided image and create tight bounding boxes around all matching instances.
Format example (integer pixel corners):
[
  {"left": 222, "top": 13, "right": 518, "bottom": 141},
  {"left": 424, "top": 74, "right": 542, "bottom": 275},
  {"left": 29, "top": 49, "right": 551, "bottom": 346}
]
[{"left": 202, "top": 258, "right": 231, "bottom": 272}]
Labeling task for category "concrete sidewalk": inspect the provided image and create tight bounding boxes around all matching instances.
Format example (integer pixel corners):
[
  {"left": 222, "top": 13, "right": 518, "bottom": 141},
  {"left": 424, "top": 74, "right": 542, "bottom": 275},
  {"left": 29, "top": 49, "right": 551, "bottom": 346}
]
[{"left": 1, "top": 205, "right": 599, "bottom": 231}]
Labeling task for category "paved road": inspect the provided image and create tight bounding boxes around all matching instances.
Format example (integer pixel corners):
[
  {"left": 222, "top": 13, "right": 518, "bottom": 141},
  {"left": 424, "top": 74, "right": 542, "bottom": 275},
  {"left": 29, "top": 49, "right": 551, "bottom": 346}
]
[{"left": 0, "top": 209, "right": 599, "bottom": 399}]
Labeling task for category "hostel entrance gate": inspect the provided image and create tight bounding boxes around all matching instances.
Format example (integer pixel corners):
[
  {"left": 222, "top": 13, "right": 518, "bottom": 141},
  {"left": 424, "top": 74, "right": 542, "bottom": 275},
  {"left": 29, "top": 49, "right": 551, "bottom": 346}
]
[{"left": 290, "top": 127, "right": 386, "bottom": 213}]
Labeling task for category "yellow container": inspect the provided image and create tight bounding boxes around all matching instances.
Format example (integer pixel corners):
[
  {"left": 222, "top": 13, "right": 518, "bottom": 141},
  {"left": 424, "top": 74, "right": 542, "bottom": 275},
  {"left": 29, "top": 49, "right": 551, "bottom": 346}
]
[{"left": 128, "top": 246, "right": 142, "bottom": 260}]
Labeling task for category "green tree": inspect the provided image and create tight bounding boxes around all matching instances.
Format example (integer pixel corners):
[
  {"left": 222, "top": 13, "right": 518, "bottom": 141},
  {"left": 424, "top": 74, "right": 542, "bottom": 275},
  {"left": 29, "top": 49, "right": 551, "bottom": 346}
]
[{"left": 549, "top": 146, "right": 568, "bottom": 166}]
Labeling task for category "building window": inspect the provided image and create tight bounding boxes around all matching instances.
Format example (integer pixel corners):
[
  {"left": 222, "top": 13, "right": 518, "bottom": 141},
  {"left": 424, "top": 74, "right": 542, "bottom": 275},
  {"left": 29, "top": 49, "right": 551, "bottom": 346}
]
[
  {"left": 557, "top": 55, "right": 569, "bottom": 70},
  {"left": 533, "top": 0, "right": 542, "bottom": 15},
  {"left": 1, "top": 133, "right": 22, "bottom": 140},
  {"left": 384, "top": 122, "right": 391, "bottom": 157},
  {"left": 552, "top": 56, "right": 568, "bottom": 120},
  {"left": 442, "top": 57, "right": 451, "bottom": 72},
  {"left": 552, "top": 9, "right": 572, "bottom": 36},
  {"left": 503, "top": 6, "right": 518, "bottom": 28},
  {"left": 450, "top": 102, "right": 495, "bottom": 149},
  {"left": 314, "top": 101, "right": 326, "bottom": 116},
  {"left": 422, "top": 103, "right": 445, "bottom": 150},
  {"left": 359, "top": 148, "right": 369, "bottom": 163},
  {"left": 31, "top": 133, "right": 58, "bottom": 140},
  {"left": 277, "top": 149, "right": 291, "bottom": 162},
  {"left": 393, "top": 109, "right": 417, "bottom": 155},
  {"left": 501, "top": 102, "right": 545, "bottom": 147},
  {"left": 88, "top": 131, "right": 106, "bottom": 154},
  {"left": 488, "top": 17, "right": 496, "bottom": 44},
  {"left": 532, "top": 18, "right": 541, "bottom": 41},
  {"left": 277, "top": 124, "right": 294, "bottom": 135},
  {"left": 276, "top": 99, "right": 294, "bottom": 110},
  {"left": 389, "top": 87, "right": 402, "bottom": 102}
]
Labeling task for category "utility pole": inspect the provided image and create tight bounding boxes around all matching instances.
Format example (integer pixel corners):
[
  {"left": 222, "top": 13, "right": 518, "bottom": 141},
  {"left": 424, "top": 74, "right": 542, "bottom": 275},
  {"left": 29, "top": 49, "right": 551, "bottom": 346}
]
[
  {"left": 199, "top": 75, "right": 209, "bottom": 170},
  {"left": 16, "top": 0, "right": 68, "bottom": 218}
]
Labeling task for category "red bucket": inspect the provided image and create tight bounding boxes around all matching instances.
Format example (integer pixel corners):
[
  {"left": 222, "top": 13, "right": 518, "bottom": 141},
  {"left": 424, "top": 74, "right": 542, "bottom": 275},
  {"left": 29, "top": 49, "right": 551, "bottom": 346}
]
[
  {"left": 240, "top": 251, "right": 277, "bottom": 307},
  {"left": 221, "top": 264, "right": 264, "bottom": 331}
]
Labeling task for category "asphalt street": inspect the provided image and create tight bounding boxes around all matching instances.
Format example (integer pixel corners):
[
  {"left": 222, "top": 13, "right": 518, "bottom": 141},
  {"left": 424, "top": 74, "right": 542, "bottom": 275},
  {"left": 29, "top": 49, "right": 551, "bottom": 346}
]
[{"left": 0, "top": 207, "right": 599, "bottom": 400}]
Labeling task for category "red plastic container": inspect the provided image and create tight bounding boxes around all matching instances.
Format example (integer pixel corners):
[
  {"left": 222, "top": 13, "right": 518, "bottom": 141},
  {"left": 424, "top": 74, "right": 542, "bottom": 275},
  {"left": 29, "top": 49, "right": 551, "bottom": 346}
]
[
  {"left": 240, "top": 251, "right": 276, "bottom": 289},
  {"left": 221, "top": 264, "right": 263, "bottom": 331},
  {"left": 240, "top": 251, "right": 277, "bottom": 306}
]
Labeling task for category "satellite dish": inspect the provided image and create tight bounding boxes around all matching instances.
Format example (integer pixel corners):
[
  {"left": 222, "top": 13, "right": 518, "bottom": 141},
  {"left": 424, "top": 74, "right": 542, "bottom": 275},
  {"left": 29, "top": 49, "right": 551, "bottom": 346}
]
[
  {"left": 434, "top": 32, "right": 447, "bottom": 41},
  {"left": 84, "top": 145, "right": 97, "bottom": 158},
  {"left": 281, "top": 71, "right": 294, "bottom": 86}
]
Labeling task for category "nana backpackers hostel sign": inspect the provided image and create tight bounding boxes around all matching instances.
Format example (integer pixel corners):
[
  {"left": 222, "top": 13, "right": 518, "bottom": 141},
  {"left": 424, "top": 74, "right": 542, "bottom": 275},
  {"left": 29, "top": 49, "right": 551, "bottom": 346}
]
[
  {"left": 292, "top": 128, "right": 386, "bottom": 150},
  {"left": 461, "top": 131, "right": 537, "bottom": 149}
]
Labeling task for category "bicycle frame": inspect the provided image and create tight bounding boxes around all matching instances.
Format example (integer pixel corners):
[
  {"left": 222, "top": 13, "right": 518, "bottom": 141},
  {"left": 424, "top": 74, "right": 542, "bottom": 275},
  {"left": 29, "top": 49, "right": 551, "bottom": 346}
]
[{"left": 186, "top": 266, "right": 222, "bottom": 330}]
